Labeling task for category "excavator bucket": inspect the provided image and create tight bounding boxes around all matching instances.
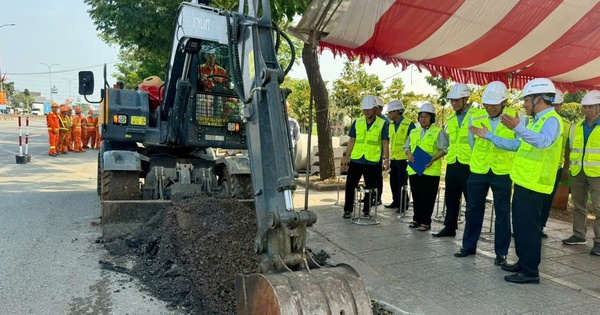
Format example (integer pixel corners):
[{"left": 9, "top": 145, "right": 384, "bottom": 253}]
[{"left": 235, "top": 264, "right": 372, "bottom": 315}]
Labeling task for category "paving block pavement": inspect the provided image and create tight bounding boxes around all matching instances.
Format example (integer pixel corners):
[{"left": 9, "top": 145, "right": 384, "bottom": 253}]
[{"left": 294, "top": 184, "right": 600, "bottom": 315}]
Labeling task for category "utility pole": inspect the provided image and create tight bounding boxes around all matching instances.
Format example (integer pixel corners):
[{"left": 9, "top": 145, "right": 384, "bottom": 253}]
[
  {"left": 40, "top": 62, "right": 59, "bottom": 103},
  {"left": 63, "top": 78, "right": 76, "bottom": 102}
]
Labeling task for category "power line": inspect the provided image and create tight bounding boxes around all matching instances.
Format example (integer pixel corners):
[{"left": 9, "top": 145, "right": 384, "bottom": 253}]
[{"left": 5, "top": 61, "right": 118, "bottom": 76}]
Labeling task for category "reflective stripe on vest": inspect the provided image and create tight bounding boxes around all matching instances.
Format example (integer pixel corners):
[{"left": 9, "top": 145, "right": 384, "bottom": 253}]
[
  {"left": 510, "top": 110, "right": 563, "bottom": 194},
  {"left": 389, "top": 118, "right": 411, "bottom": 160},
  {"left": 558, "top": 117, "right": 571, "bottom": 168},
  {"left": 446, "top": 107, "right": 478, "bottom": 164},
  {"left": 407, "top": 125, "right": 442, "bottom": 176},
  {"left": 350, "top": 116, "right": 385, "bottom": 162},
  {"left": 59, "top": 116, "right": 69, "bottom": 131},
  {"left": 570, "top": 120, "right": 600, "bottom": 177},
  {"left": 470, "top": 108, "right": 516, "bottom": 175}
]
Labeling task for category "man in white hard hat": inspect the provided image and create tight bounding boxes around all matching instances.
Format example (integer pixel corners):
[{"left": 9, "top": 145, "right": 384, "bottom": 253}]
[
  {"left": 341, "top": 95, "right": 390, "bottom": 219},
  {"left": 455, "top": 81, "right": 516, "bottom": 267},
  {"left": 386, "top": 100, "right": 416, "bottom": 213},
  {"left": 562, "top": 90, "right": 600, "bottom": 256},
  {"left": 404, "top": 102, "right": 449, "bottom": 231},
  {"left": 433, "top": 83, "right": 478, "bottom": 237},
  {"left": 470, "top": 78, "right": 563, "bottom": 284},
  {"left": 540, "top": 88, "right": 571, "bottom": 237},
  {"left": 373, "top": 96, "right": 390, "bottom": 206}
]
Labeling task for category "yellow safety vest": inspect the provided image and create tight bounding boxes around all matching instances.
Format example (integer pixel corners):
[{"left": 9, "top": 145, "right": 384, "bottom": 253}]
[
  {"left": 558, "top": 117, "right": 571, "bottom": 168},
  {"left": 351, "top": 116, "right": 385, "bottom": 162},
  {"left": 446, "top": 107, "right": 478, "bottom": 165},
  {"left": 59, "top": 116, "right": 69, "bottom": 131},
  {"left": 407, "top": 125, "right": 442, "bottom": 176},
  {"left": 389, "top": 118, "right": 412, "bottom": 160},
  {"left": 570, "top": 119, "right": 600, "bottom": 177},
  {"left": 510, "top": 110, "right": 563, "bottom": 194},
  {"left": 470, "top": 108, "right": 516, "bottom": 175}
]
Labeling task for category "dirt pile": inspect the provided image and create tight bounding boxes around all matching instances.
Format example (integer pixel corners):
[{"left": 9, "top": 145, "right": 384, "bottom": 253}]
[
  {"left": 102, "top": 193, "right": 259, "bottom": 314},
  {"left": 100, "top": 193, "right": 392, "bottom": 314}
]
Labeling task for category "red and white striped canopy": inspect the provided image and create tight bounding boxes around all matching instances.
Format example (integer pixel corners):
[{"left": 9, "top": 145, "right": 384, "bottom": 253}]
[{"left": 294, "top": 0, "right": 600, "bottom": 91}]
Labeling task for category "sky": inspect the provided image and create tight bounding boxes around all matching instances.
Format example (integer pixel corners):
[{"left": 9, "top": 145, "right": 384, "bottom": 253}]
[{"left": 0, "top": 0, "right": 435, "bottom": 107}]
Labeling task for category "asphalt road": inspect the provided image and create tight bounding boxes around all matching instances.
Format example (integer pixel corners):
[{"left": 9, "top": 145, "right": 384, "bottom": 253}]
[{"left": 0, "top": 116, "right": 175, "bottom": 315}]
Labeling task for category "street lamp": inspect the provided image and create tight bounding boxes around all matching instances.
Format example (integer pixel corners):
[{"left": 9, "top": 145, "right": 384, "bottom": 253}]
[
  {"left": 63, "top": 78, "right": 76, "bottom": 102},
  {"left": 40, "top": 62, "right": 59, "bottom": 103},
  {"left": 0, "top": 24, "right": 15, "bottom": 30}
]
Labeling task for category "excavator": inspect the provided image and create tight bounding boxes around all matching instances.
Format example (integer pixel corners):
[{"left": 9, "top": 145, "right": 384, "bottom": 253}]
[{"left": 78, "top": 0, "right": 371, "bottom": 314}]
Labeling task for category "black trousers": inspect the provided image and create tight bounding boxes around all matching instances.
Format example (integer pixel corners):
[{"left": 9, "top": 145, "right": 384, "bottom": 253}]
[
  {"left": 462, "top": 172, "right": 512, "bottom": 255},
  {"left": 409, "top": 174, "right": 440, "bottom": 226},
  {"left": 444, "top": 162, "right": 471, "bottom": 230},
  {"left": 512, "top": 184, "right": 546, "bottom": 277},
  {"left": 343, "top": 161, "right": 381, "bottom": 213},
  {"left": 376, "top": 160, "right": 383, "bottom": 202},
  {"left": 541, "top": 168, "right": 562, "bottom": 228},
  {"left": 389, "top": 159, "right": 410, "bottom": 210}
]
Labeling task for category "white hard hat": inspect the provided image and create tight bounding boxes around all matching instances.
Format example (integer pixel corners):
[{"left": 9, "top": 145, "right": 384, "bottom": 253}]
[
  {"left": 362, "top": 95, "right": 377, "bottom": 110},
  {"left": 419, "top": 102, "right": 436, "bottom": 114},
  {"left": 375, "top": 96, "right": 385, "bottom": 107},
  {"left": 447, "top": 83, "right": 471, "bottom": 99},
  {"left": 481, "top": 81, "right": 508, "bottom": 105},
  {"left": 581, "top": 90, "right": 600, "bottom": 106},
  {"left": 522, "top": 78, "right": 555, "bottom": 98},
  {"left": 553, "top": 88, "right": 564, "bottom": 105},
  {"left": 386, "top": 100, "right": 405, "bottom": 113}
]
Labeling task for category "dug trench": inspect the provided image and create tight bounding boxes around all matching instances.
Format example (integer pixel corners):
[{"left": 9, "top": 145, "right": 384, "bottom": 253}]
[{"left": 99, "top": 193, "right": 392, "bottom": 314}]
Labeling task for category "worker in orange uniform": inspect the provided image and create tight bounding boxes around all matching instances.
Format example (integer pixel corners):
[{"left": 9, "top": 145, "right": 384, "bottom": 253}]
[
  {"left": 58, "top": 105, "right": 70, "bottom": 154},
  {"left": 84, "top": 110, "right": 98, "bottom": 149},
  {"left": 66, "top": 106, "right": 74, "bottom": 152},
  {"left": 72, "top": 107, "right": 85, "bottom": 152},
  {"left": 80, "top": 113, "right": 87, "bottom": 149},
  {"left": 46, "top": 103, "right": 60, "bottom": 156},
  {"left": 197, "top": 48, "right": 229, "bottom": 92}
]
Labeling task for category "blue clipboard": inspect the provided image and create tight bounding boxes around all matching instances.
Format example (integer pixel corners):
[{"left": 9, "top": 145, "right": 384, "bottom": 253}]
[{"left": 408, "top": 146, "right": 433, "bottom": 176}]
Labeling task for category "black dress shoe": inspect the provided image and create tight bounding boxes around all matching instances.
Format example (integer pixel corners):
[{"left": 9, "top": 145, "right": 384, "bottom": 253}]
[
  {"left": 504, "top": 273, "right": 539, "bottom": 284},
  {"left": 342, "top": 212, "right": 352, "bottom": 219},
  {"left": 385, "top": 203, "right": 399, "bottom": 209},
  {"left": 494, "top": 255, "right": 507, "bottom": 266},
  {"left": 432, "top": 228, "right": 456, "bottom": 237},
  {"left": 501, "top": 263, "right": 522, "bottom": 272},
  {"left": 454, "top": 248, "right": 476, "bottom": 257}
]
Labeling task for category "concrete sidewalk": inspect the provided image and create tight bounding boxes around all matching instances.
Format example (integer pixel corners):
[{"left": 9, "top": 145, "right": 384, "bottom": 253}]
[{"left": 295, "top": 184, "right": 600, "bottom": 315}]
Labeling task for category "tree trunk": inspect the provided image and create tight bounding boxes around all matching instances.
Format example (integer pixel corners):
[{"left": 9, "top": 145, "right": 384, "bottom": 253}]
[{"left": 302, "top": 43, "right": 336, "bottom": 180}]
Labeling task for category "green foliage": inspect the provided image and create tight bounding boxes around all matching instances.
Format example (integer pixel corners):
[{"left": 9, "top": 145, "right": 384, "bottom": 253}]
[
  {"left": 425, "top": 75, "right": 451, "bottom": 107},
  {"left": 282, "top": 77, "right": 311, "bottom": 129},
  {"left": 560, "top": 102, "right": 584, "bottom": 123},
  {"left": 563, "top": 91, "right": 585, "bottom": 104},
  {"left": 331, "top": 60, "right": 384, "bottom": 118},
  {"left": 11, "top": 91, "right": 35, "bottom": 109},
  {"left": 2, "top": 81, "right": 15, "bottom": 99}
]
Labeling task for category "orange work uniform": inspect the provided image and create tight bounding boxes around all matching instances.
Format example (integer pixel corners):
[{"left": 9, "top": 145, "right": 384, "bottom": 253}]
[
  {"left": 198, "top": 63, "right": 228, "bottom": 92},
  {"left": 46, "top": 111, "right": 60, "bottom": 156},
  {"left": 66, "top": 114, "right": 74, "bottom": 151},
  {"left": 58, "top": 114, "right": 69, "bottom": 154},
  {"left": 72, "top": 114, "right": 85, "bottom": 152},
  {"left": 84, "top": 114, "right": 98, "bottom": 149}
]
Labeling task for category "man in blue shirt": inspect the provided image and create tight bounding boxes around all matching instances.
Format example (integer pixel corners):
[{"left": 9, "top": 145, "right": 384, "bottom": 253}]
[
  {"left": 341, "top": 96, "right": 390, "bottom": 218},
  {"left": 470, "top": 78, "right": 562, "bottom": 284}
]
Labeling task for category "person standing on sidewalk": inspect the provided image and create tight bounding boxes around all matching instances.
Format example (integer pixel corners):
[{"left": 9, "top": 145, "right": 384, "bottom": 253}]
[
  {"left": 455, "top": 81, "right": 516, "bottom": 266},
  {"left": 405, "top": 102, "right": 449, "bottom": 232},
  {"left": 541, "top": 89, "right": 571, "bottom": 237},
  {"left": 374, "top": 96, "right": 390, "bottom": 206},
  {"left": 386, "top": 100, "right": 415, "bottom": 213},
  {"left": 470, "top": 78, "right": 562, "bottom": 284},
  {"left": 433, "top": 83, "right": 477, "bottom": 237},
  {"left": 46, "top": 103, "right": 60, "bottom": 156},
  {"left": 341, "top": 95, "right": 390, "bottom": 219},
  {"left": 562, "top": 90, "right": 600, "bottom": 255}
]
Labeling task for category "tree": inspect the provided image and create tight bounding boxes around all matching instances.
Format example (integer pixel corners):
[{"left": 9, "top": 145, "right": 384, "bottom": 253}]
[
  {"left": 560, "top": 102, "right": 584, "bottom": 123},
  {"left": 12, "top": 91, "right": 35, "bottom": 110},
  {"left": 563, "top": 91, "right": 585, "bottom": 104},
  {"left": 426, "top": 75, "right": 452, "bottom": 107},
  {"left": 331, "top": 60, "right": 384, "bottom": 118},
  {"left": 281, "top": 77, "right": 311, "bottom": 131}
]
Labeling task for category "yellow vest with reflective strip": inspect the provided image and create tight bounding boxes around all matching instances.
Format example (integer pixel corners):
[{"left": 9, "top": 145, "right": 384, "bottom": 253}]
[
  {"left": 570, "top": 120, "right": 600, "bottom": 177},
  {"left": 59, "top": 116, "right": 69, "bottom": 131},
  {"left": 446, "top": 107, "right": 478, "bottom": 164},
  {"left": 510, "top": 110, "right": 563, "bottom": 194},
  {"left": 389, "top": 118, "right": 412, "bottom": 160},
  {"left": 470, "top": 108, "right": 516, "bottom": 175},
  {"left": 407, "top": 125, "right": 442, "bottom": 176},
  {"left": 351, "top": 116, "right": 385, "bottom": 162},
  {"left": 558, "top": 117, "right": 571, "bottom": 168}
]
